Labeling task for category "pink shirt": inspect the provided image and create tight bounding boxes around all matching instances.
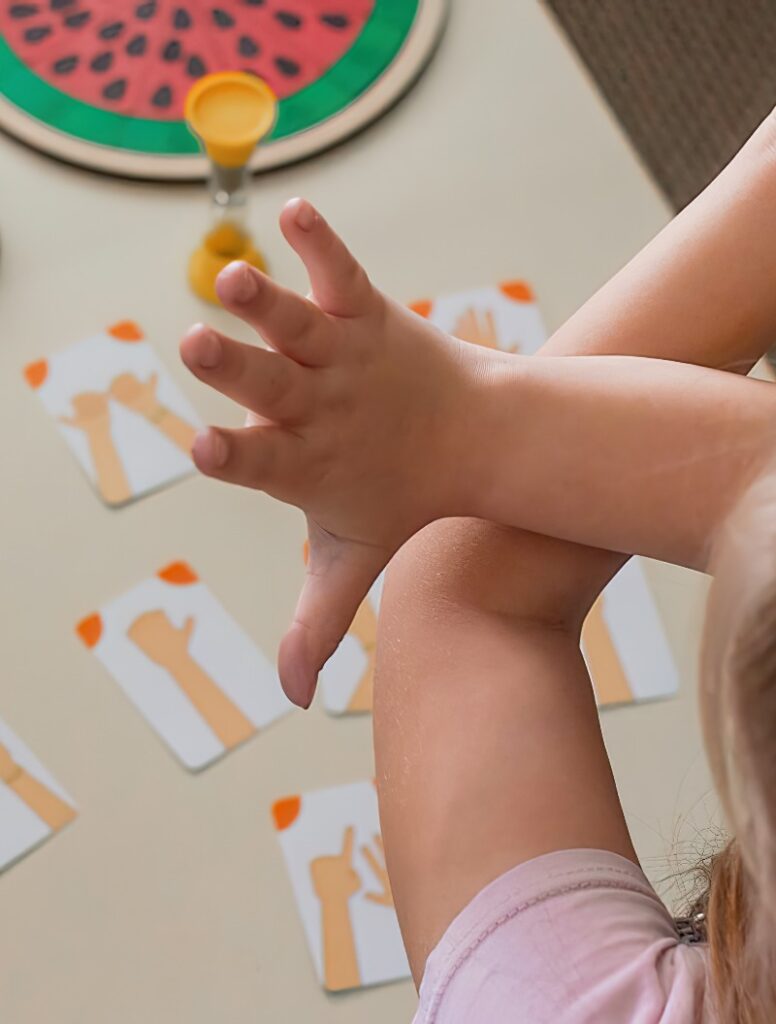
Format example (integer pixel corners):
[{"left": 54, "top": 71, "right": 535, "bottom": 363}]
[{"left": 414, "top": 849, "right": 711, "bottom": 1023}]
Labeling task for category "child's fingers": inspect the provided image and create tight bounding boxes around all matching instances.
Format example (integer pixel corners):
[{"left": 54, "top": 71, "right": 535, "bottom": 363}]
[
  {"left": 280, "top": 198, "right": 374, "bottom": 318},
  {"left": 180, "top": 324, "right": 311, "bottom": 424},
  {"left": 216, "top": 261, "right": 332, "bottom": 367},
  {"left": 191, "top": 424, "right": 303, "bottom": 497},
  {"left": 278, "top": 535, "right": 387, "bottom": 708}
]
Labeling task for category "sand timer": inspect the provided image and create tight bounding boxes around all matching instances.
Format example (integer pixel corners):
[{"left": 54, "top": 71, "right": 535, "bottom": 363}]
[{"left": 184, "top": 72, "right": 277, "bottom": 305}]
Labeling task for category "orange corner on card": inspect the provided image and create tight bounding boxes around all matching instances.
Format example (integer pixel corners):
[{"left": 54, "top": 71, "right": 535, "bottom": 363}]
[
  {"left": 158, "top": 561, "right": 199, "bottom": 585},
  {"left": 499, "top": 280, "right": 535, "bottom": 303},
  {"left": 272, "top": 795, "right": 301, "bottom": 831},
  {"left": 108, "top": 320, "right": 144, "bottom": 341},
  {"left": 302, "top": 540, "right": 310, "bottom": 566},
  {"left": 23, "top": 359, "right": 48, "bottom": 389},
  {"left": 409, "top": 299, "right": 432, "bottom": 318},
  {"left": 76, "top": 613, "right": 103, "bottom": 648}
]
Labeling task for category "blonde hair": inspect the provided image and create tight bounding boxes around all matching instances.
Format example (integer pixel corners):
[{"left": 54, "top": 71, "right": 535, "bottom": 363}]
[{"left": 699, "top": 473, "right": 776, "bottom": 1022}]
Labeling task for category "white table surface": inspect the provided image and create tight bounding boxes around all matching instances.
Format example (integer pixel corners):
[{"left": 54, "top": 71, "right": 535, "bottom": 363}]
[{"left": 0, "top": 2, "right": 714, "bottom": 1021}]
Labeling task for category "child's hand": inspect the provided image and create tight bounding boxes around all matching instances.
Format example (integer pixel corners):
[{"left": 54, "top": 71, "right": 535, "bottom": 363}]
[{"left": 180, "top": 200, "right": 476, "bottom": 708}]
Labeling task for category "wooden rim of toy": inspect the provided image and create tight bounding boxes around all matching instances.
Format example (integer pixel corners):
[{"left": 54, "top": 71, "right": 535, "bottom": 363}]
[{"left": 0, "top": 0, "right": 449, "bottom": 181}]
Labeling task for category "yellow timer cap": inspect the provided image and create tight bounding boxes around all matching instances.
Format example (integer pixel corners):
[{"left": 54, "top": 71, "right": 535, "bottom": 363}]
[{"left": 185, "top": 72, "right": 277, "bottom": 168}]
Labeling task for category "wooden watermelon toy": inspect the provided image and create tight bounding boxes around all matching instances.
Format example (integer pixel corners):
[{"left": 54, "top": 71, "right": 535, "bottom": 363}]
[{"left": 0, "top": 0, "right": 448, "bottom": 177}]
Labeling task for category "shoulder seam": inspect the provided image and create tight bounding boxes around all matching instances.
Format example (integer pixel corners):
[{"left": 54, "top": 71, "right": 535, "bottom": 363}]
[{"left": 420, "top": 875, "right": 667, "bottom": 1022}]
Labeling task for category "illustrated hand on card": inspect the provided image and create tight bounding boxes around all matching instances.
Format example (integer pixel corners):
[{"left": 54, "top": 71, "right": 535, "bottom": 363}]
[
  {"left": 0, "top": 719, "right": 76, "bottom": 872},
  {"left": 308, "top": 535, "right": 383, "bottom": 716},
  {"left": 25, "top": 322, "right": 202, "bottom": 506},
  {"left": 317, "top": 581, "right": 382, "bottom": 716},
  {"left": 127, "top": 609, "right": 255, "bottom": 750},
  {"left": 109, "top": 371, "right": 197, "bottom": 453},
  {"left": 309, "top": 829, "right": 395, "bottom": 991},
  {"left": 410, "top": 280, "right": 546, "bottom": 356},
  {"left": 78, "top": 562, "right": 292, "bottom": 770},
  {"left": 452, "top": 307, "right": 501, "bottom": 350},
  {"left": 273, "top": 780, "right": 409, "bottom": 992},
  {"left": 582, "top": 558, "right": 680, "bottom": 707}
]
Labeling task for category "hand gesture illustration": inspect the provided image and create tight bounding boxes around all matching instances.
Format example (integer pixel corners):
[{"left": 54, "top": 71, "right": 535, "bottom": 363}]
[
  {"left": 0, "top": 742, "right": 20, "bottom": 784},
  {"left": 361, "top": 835, "right": 393, "bottom": 907},
  {"left": 60, "top": 391, "right": 112, "bottom": 432},
  {"left": 452, "top": 307, "right": 499, "bottom": 349},
  {"left": 346, "top": 596, "right": 378, "bottom": 713},
  {"left": 127, "top": 610, "right": 254, "bottom": 750},
  {"left": 109, "top": 371, "right": 160, "bottom": 418},
  {"left": 0, "top": 741, "right": 75, "bottom": 831},
  {"left": 60, "top": 390, "right": 130, "bottom": 505},
  {"left": 128, "top": 610, "right": 194, "bottom": 673},
  {"left": 311, "top": 825, "right": 361, "bottom": 903},
  {"left": 110, "top": 371, "right": 196, "bottom": 454},
  {"left": 310, "top": 826, "right": 363, "bottom": 991}
]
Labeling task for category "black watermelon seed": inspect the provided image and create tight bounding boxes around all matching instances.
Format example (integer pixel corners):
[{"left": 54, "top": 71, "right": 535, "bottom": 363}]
[
  {"left": 126, "top": 33, "right": 147, "bottom": 55},
  {"left": 24, "top": 24, "right": 51, "bottom": 41},
  {"left": 152, "top": 85, "right": 172, "bottom": 107},
  {"left": 64, "top": 9, "right": 89, "bottom": 26},
  {"left": 99, "top": 20, "right": 124, "bottom": 38},
  {"left": 242, "top": 0, "right": 265, "bottom": 5},
  {"left": 212, "top": 8, "right": 234, "bottom": 27},
  {"left": 275, "top": 10, "right": 301, "bottom": 28},
  {"left": 186, "top": 54, "right": 206, "bottom": 76},
  {"left": 237, "top": 35, "right": 259, "bottom": 57},
  {"left": 173, "top": 7, "right": 190, "bottom": 28},
  {"left": 162, "top": 40, "right": 181, "bottom": 60},
  {"left": 51, "top": 0, "right": 75, "bottom": 8},
  {"left": 321, "top": 14, "right": 349, "bottom": 28},
  {"left": 135, "top": 1, "right": 156, "bottom": 19},
  {"left": 102, "top": 78, "right": 127, "bottom": 101},
  {"left": 90, "top": 51, "right": 113, "bottom": 72},
  {"left": 274, "top": 56, "right": 299, "bottom": 76},
  {"left": 53, "top": 55, "right": 78, "bottom": 73},
  {"left": 10, "top": 4, "right": 39, "bottom": 18}
]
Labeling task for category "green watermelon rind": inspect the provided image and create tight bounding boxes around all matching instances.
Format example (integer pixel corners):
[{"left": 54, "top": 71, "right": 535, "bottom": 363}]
[{"left": 0, "top": 0, "right": 418, "bottom": 156}]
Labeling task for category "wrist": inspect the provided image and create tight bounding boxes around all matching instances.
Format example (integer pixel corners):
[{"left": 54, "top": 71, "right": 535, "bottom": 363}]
[
  {"left": 449, "top": 346, "right": 527, "bottom": 523},
  {"left": 84, "top": 419, "right": 112, "bottom": 439},
  {"left": 316, "top": 889, "right": 352, "bottom": 911},
  {"left": 144, "top": 403, "right": 168, "bottom": 424}
]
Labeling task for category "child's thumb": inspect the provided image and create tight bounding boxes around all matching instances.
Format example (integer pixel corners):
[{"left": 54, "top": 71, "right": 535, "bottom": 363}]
[{"left": 278, "top": 536, "right": 387, "bottom": 709}]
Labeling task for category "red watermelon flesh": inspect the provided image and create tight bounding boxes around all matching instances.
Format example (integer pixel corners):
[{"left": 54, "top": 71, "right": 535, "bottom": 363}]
[{"left": 0, "top": 0, "right": 375, "bottom": 120}]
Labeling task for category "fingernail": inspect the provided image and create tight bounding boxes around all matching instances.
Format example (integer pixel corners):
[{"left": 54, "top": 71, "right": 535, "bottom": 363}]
[
  {"left": 193, "top": 428, "right": 228, "bottom": 469},
  {"left": 221, "top": 261, "right": 259, "bottom": 303},
  {"left": 292, "top": 198, "right": 316, "bottom": 232},
  {"left": 195, "top": 328, "right": 222, "bottom": 369}
]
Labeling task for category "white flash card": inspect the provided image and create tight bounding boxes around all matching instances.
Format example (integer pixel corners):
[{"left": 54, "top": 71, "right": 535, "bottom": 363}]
[
  {"left": 272, "top": 780, "right": 410, "bottom": 991},
  {"left": 25, "top": 321, "right": 202, "bottom": 506},
  {"left": 0, "top": 718, "right": 76, "bottom": 872},
  {"left": 77, "top": 562, "right": 292, "bottom": 770}
]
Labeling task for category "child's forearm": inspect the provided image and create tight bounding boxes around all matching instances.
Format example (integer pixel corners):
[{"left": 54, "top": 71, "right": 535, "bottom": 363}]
[{"left": 462, "top": 353, "right": 775, "bottom": 572}]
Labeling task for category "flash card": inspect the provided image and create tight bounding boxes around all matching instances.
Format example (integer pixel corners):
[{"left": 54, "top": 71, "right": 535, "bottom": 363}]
[
  {"left": 584, "top": 557, "right": 679, "bottom": 707},
  {"left": 0, "top": 718, "right": 76, "bottom": 872},
  {"left": 319, "top": 574, "right": 384, "bottom": 716},
  {"left": 77, "top": 562, "right": 292, "bottom": 770},
  {"left": 409, "top": 280, "right": 546, "bottom": 355},
  {"left": 272, "top": 780, "right": 410, "bottom": 991},
  {"left": 24, "top": 322, "right": 202, "bottom": 506}
]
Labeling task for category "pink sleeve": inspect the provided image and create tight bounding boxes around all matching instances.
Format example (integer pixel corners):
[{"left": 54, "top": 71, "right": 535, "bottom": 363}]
[{"left": 413, "top": 849, "right": 711, "bottom": 1024}]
